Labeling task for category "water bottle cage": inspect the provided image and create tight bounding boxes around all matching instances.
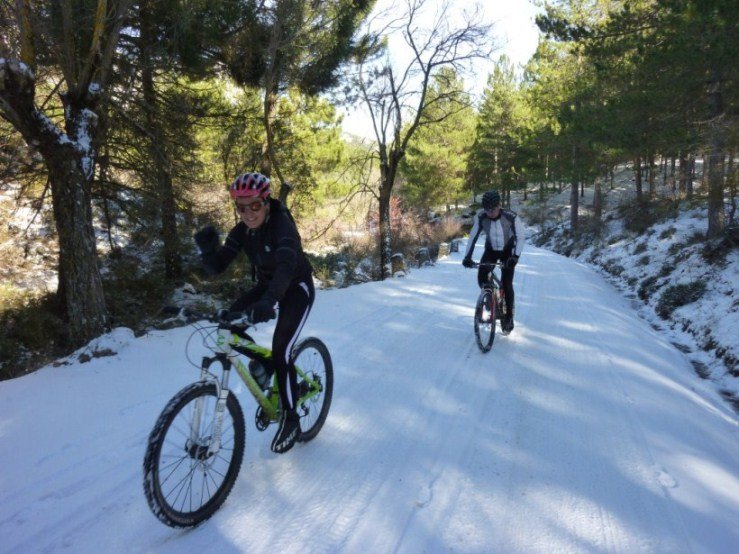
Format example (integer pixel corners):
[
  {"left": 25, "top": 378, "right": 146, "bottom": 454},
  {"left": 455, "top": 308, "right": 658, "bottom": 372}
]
[{"left": 248, "top": 359, "right": 271, "bottom": 390}]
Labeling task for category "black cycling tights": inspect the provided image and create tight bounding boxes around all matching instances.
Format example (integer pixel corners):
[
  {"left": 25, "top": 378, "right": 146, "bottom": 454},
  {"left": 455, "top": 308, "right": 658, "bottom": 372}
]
[
  {"left": 477, "top": 251, "right": 515, "bottom": 315},
  {"left": 272, "top": 279, "right": 315, "bottom": 412}
]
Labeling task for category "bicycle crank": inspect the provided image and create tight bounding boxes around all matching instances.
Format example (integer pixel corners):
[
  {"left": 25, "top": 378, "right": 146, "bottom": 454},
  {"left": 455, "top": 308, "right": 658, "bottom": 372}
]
[{"left": 255, "top": 406, "right": 271, "bottom": 431}]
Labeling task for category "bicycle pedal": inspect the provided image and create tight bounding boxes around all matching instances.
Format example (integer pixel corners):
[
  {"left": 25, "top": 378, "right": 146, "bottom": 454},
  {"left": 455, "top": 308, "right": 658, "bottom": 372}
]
[{"left": 255, "top": 406, "right": 273, "bottom": 431}]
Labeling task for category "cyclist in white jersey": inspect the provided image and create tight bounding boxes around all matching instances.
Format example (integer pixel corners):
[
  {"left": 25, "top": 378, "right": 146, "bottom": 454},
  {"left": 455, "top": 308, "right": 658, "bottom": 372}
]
[{"left": 462, "top": 190, "right": 524, "bottom": 333}]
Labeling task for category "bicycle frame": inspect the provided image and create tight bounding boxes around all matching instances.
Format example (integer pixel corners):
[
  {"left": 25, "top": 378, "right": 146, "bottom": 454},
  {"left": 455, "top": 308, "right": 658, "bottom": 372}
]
[
  {"left": 476, "top": 262, "right": 506, "bottom": 321},
  {"left": 478, "top": 262, "right": 503, "bottom": 291},
  {"left": 194, "top": 322, "right": 321, "bottom": 456}
]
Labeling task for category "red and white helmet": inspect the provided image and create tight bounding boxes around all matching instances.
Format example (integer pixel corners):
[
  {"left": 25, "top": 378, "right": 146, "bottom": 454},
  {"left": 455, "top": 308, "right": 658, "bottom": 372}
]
[{"left": 229, "top": 172, "right": 271, "bottom": 200}]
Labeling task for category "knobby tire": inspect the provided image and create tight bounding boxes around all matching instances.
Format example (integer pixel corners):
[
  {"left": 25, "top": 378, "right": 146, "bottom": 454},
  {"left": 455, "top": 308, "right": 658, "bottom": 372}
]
[
  {"left": 293, "top": 337, "right": 333, "bottom": 442},
  {"left": 143, "top": 381, "right": 245, "bottom": 528},
  {"left": 474, "top": 288, "right": 496, "bottom": 353}
]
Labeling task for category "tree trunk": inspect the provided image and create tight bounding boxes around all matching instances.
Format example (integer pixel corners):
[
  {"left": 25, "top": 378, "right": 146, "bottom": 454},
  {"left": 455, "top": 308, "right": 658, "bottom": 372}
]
[
  {"left": 670, "top": 156, "right": 677, "bottom": 192},
  {"left": 47, "top": 147, "right": 108, "bottom": 344},
  {"left": 98, "top": 146, "right": 117, "bottom": 253},
  {"left": 377, "top": 144, "right": 400, "bottom": 280},
  {"left": 661, "top": 156, "right": 667, "bottom": 187},
  {"left": 706, "top": 69, "right": 725, "bottom": 238},
  {"left": 686, "top": 154, "right": 695, "bottom": 199},
  {"left": 378, "top": 182, "right": 393, "bottom": 280},
  {"left": 142, "top": 112, "right": 181, "bottom": 278},
  {"left": 1, "top": 59, "right": 107, "bottom": 346},
  {"left": 727, "top": 148, "right": 736, "bottom": 225},
  {"left": 570, "top": 147, "right": 579, "bottom": 231},
  {"left": 140, "top": 10, "right": 182, "bottom": 278},
  {"left": 260, "top": 89, "right": 292, "bottom": 204},
  {"left": 260, "top": 87, "right": 276, "bottom": 177},
  {"left": 261, "top": 12, "right": 291, "bottom": 203},
  {"left": 570, "top": 179, "right": 579, "bottom": 231},
  {"left": 593, "top": 176, "right": 603, "bottom": 222},
  {"left": 634, "top": 156, "right": 643, "bottom": 202},
  {"left": 647, "top": 152, "right": 656, "bottom": 197}
]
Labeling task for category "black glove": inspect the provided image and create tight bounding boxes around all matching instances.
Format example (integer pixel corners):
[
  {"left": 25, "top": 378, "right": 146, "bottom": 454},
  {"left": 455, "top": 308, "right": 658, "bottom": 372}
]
[
  {"left": 248, "top": 295, "right": 276, "bottom": 324},
  {"left": 215, "top": 308, "right": 232, "bottom": 321},
  {"left": 194, "top": 225, "right": 220, "bottom": 255},
  {"left": 505, "top": 255, "right": 519, "bottom": 269},
  {"left": 462, "top": 257, "right": 475, "bottom": 268}
]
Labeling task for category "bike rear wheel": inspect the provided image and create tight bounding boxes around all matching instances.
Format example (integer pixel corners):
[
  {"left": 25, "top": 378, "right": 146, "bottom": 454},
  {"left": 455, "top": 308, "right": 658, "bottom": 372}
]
[
  {"left": 474, "top": 288, "right": 496, "bottom": 353},
  {"left": 293, "top": 337, "right": 333, "bottom": 442},
  {"left": 143, "top": 381, "right": 245, "bottom": 528}
]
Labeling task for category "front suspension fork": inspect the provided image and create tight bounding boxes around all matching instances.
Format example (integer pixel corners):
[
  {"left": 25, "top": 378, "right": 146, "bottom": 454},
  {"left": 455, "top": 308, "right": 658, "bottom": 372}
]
[{"left": 190, "top": 356, "right": 232, "bottom": 458}]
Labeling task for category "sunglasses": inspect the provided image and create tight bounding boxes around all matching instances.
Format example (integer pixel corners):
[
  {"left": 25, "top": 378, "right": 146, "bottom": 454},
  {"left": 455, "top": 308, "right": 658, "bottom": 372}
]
[{"left": 235, "top": 200, "right": 266, "bottom": 213}]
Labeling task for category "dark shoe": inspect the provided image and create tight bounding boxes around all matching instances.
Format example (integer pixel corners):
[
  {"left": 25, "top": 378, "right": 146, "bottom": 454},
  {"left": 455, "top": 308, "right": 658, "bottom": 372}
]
[
  {"left": 271, "top": 410, "right": 301, "bottom": 454},
  {"left": 502, "top": 316, "right": 514, "bottom": 334}
]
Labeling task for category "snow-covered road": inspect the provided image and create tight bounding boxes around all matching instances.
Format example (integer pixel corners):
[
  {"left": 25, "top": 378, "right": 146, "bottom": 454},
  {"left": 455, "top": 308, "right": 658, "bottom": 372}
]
[{"left": 1, "top": 245, "right": 737, "bottom": 553}]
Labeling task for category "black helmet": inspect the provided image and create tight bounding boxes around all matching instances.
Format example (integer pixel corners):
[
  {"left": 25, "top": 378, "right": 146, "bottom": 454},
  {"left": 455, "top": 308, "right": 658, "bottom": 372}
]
[{"left": 482, "top": 190, "right": 501, "bottom": 210}]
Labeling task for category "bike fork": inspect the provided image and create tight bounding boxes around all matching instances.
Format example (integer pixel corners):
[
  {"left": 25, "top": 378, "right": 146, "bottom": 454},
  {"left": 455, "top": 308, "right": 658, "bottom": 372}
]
[
  {"left": 208, "top": 364, "right": 233, "bottom": 456},
  {"left": 207, "top": 390, "right": 229, "bottom": 456},
  {"left": 190, "top": 357, "right": 231, "bottom": 458}
]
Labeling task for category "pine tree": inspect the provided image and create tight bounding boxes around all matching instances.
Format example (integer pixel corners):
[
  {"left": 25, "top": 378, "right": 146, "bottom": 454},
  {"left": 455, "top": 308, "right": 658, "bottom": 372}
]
[
  {"left": 0, "top": 0, "right": 130, "bottom": 346},
  {"left": 225, "top": 0, "right": 375, "bottom": 202},
  {"left": 399, "top": 68, "right": 476, "bottom": 213}
]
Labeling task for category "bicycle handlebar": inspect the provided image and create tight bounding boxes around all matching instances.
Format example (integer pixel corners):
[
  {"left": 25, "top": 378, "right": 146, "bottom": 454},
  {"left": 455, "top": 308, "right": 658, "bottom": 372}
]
[{"left": 471, "top": 262, "right": 503, "bottom": 269}]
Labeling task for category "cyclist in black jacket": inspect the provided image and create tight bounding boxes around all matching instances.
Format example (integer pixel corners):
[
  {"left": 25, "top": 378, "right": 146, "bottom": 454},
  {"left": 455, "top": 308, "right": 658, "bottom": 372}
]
[{"left": 194, "top": 172, "right": 313, "bottom": 454}]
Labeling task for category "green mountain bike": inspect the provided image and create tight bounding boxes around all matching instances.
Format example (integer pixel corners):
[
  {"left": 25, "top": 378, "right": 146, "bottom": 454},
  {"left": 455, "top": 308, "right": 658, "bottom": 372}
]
[{"left": 143, "top": 308, "right": 333, "bottom": 528}]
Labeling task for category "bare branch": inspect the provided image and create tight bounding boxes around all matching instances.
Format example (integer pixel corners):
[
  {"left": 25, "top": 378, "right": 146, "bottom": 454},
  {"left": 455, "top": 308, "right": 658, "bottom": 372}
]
[
  {"left": 351, "top": 0, "right": 495, "bottom": 278},
  {"left": 358, "top": 0, "right": 493, "bottom": 153},
  {"left": 78, "top": 0, "right": 109, "bottom": 88}
]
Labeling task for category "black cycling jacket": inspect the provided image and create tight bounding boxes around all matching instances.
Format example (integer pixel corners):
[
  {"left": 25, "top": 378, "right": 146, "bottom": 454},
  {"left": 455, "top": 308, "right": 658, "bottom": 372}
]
[{"left": 201, "top": 198, "right": 312, "bottom": 301}]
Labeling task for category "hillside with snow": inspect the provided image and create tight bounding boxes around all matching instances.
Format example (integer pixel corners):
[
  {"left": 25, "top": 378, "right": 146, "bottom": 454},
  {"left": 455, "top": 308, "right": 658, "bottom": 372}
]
[{"left": 517, "top": 171, "right": 738, "bottom": 410}]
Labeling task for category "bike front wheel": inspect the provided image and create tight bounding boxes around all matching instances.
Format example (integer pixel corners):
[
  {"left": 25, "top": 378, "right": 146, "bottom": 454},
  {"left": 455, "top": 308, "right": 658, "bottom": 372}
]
[
  {"left": 293, "top": 337, "right": 333, "bottom": 442},
  {"left": 474, "top": 288, "right": 496, "bottom": 353},
  {"left": 143, "top": 381, "right": 245, "bottom": 528}
]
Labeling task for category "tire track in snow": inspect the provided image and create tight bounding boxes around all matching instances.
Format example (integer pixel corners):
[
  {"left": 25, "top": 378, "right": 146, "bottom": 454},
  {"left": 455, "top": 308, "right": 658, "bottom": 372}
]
[
  {"left": 566, "top": 301, "right": 696, "bottom": 549},
  {"left": 537, "top": 251, "right": 694, "bottom": 552},
  {"left": 263, "top": 264, "right": 502, "bottom": 552}
]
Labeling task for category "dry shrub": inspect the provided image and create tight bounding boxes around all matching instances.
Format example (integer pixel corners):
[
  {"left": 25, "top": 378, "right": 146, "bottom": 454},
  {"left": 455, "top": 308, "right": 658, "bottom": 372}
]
[
  {"left": 392, "top": 210, "right": 462, "bottom": 258},
  {"left": 308, "top": 231, "right": 379, "bottom": 287}
]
